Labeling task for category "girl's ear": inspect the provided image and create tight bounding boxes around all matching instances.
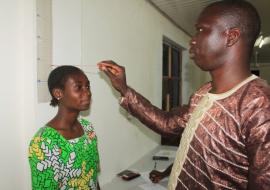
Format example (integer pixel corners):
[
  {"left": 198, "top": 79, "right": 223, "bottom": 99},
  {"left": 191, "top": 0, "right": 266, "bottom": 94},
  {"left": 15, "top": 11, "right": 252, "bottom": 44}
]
[
  {"left": 226, "top": 28, "right": 241, "bottom": 47},
  {"left": 52, "top": 88, "right": 63, "bottom": 100}
]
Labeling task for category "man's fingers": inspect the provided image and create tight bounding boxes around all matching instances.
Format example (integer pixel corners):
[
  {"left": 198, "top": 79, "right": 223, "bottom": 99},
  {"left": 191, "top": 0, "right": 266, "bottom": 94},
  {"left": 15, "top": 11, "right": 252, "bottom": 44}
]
[
  {"left": 100, "top": 60, "right": 118, "bottom": 65},
  {"left": 98, "top": 64, "right": 121, "bottom": 75},
  {"left": 150, "top": 178, "right": 159, "bottom": 183},
  {"left": 98, "top": 60, "right": 124, "bottom": 71},
  {"left": 102, "top": 68, "right": 115, "bottom": 79},
  {"left": 98, "top": 64, "right": 119, "bottom": 75},
  {"left": 97, "top": 60, "right": 118, "bottom": 68}
]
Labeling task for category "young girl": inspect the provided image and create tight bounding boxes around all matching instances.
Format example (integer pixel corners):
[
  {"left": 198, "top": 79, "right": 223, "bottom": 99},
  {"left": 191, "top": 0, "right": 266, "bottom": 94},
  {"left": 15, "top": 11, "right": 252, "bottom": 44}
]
[{"left": 29, "top": 65, "right": 100, "bottom": 190}]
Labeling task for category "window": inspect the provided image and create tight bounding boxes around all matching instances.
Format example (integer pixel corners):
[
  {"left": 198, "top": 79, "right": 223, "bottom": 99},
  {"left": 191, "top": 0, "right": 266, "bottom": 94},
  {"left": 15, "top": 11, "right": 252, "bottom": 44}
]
[
  {"left": 251, "top": 69, "right": 260, "bottom": 76},
  {"left": 161, "top": 39, "right": 183, "bottom": 146}
]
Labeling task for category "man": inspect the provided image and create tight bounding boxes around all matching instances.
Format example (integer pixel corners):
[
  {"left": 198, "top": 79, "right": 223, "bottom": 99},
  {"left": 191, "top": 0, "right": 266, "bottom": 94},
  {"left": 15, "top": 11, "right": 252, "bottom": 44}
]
[{"left": 98, "top": 0, "right": 270, "bottom": 189}]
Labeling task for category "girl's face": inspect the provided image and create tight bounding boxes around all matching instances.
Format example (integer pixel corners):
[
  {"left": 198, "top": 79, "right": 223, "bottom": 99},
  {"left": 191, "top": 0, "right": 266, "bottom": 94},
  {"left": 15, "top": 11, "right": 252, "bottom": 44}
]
[{"left": 59, "top": 72, "right": 91, "bottom": 112}]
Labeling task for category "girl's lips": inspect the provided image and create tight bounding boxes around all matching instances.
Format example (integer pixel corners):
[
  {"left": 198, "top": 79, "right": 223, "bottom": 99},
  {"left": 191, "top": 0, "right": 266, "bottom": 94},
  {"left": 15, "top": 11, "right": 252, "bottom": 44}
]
[{"left": 81, "top": 99, "right": 90, "bottom": 105}]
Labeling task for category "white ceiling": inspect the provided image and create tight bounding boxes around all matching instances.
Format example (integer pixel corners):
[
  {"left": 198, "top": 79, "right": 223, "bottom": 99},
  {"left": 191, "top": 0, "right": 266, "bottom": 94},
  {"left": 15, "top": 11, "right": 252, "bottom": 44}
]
[{"left": 148, "top": 0, "right": 270, "bottom": 63}]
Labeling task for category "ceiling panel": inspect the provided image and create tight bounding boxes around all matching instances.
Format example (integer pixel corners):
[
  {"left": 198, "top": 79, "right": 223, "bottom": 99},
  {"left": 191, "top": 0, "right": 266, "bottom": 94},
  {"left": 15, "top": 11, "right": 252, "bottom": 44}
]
[{"left": 148, "top": 0, "right": 270, "bottom": 63}]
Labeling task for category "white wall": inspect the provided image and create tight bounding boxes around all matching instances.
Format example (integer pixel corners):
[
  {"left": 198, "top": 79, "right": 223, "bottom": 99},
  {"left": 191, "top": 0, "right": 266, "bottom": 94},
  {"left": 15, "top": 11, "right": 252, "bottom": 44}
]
[
  {"left": 41, "top": 0, "right": 204, "bottom": 186},
  {"left": 52, "top": 0, "right": 82, "bottom": 66},
  {"left": 0, "top": 0, "right": 36, "bottom": 189},
  {"left": 81, "top": 0, "right": 209, "bottom": 185},
  {"left": 251, "top": 63, "right": 270, "bottom": 84}
]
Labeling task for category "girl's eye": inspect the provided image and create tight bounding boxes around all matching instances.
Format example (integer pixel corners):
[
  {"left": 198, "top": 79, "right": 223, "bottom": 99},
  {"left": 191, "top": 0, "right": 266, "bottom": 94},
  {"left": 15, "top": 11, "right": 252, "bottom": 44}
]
[
  {"left": 75, "top": 85, "right": 82, "bottom": 90},
  {"left": 198, "top": 28, "right": 203, "bottom": 32}
]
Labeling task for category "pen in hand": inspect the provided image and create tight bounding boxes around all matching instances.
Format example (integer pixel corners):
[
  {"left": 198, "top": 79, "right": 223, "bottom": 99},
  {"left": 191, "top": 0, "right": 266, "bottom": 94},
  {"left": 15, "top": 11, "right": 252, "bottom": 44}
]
[{"left": 154, "top": 161, "right": 157, "bottom": 170}]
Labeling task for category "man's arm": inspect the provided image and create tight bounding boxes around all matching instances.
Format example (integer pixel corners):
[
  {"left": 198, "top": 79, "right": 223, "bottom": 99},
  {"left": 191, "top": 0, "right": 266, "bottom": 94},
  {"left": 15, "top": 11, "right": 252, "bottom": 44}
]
[
  {"left": 120, "top": 87, "right": 189, "bottom": 136},
  {"left": 98, "top": 60, "right": 189, "bottom": 136}
]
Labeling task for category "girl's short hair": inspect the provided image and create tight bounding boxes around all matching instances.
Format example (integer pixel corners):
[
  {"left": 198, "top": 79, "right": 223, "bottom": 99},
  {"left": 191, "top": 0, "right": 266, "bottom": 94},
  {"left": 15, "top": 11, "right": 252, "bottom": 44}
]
[{"left": 48, "top": 65, "right": 85, "bottom": 107}]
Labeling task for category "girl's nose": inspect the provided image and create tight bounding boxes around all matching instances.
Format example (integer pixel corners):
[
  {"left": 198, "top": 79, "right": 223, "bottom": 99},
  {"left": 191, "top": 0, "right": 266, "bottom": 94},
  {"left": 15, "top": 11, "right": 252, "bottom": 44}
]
[
  {"left": 87, "top": 89, "right": 91, "bottom": 96},
  {"left": 83, "top": 87, "right": 91, "bottom": 97}
]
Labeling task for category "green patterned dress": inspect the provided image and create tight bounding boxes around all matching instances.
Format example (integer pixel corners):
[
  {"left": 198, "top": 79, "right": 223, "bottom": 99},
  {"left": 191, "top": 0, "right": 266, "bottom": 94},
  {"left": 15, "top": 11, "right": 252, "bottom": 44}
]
[{"left": 29, "top": 118, "right": 99, "bottom": 190}]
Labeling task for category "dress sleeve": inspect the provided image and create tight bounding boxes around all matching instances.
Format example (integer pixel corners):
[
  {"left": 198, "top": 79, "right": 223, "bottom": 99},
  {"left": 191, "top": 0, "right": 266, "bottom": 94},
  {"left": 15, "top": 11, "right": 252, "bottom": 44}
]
[
  {"left": 87, "top": 124, "right": 100, "bottom": 186},
  {"left": 120, "top": 87, "right": 191, "bottom": 136},
  {"left": 244, "top": 101, "right": 270, "bottom": 190},
  {"left": 81, "top": 118, "right": 100, "bottom": 175},
  {"left": 28, "top": 135, "right": 58, "bottom": 190}
]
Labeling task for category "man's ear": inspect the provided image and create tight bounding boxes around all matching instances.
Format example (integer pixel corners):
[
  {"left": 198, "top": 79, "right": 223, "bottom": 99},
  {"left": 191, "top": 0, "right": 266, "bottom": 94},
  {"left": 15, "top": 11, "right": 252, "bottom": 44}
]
[
  {"left": 52, "top": 88, "right": 63, "bottom": 100},
  {"left": 226, "top": 28, "right": 241, "bottom": 47}
]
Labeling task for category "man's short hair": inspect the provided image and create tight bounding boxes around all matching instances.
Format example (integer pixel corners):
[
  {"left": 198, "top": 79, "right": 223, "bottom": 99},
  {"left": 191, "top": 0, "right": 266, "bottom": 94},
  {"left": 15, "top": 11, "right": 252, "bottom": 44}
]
[{"left": 207, "top": 0, "right": 261, "bottom": 48}]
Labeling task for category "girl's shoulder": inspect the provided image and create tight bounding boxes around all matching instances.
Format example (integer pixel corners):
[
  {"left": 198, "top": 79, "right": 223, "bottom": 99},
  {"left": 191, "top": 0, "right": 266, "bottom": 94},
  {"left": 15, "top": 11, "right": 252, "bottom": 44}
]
[
  {"left": 79, "top": 117, "right": 94, "bottom": 131},
  {"left": 79, "top": 117, "right": 97, "bottom": 140},
  {"left": 36, "top": 125, "right": 59, "bottom": 136},
  {"left": 30, "top": 126, "right": 61, "bottom": 145}
]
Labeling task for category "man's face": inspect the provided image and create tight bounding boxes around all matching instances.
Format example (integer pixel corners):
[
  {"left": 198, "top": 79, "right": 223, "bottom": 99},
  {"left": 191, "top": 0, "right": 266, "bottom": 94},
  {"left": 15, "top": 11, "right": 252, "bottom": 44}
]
[{"left": 189, "top": 6, "right": 229, "bottom": 71}]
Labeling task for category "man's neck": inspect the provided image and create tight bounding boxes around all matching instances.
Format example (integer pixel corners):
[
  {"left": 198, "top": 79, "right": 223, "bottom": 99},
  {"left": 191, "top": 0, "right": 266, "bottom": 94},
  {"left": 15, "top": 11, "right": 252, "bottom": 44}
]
[{"left": 210, "top": 68, "right": 251, "bottom": 94}]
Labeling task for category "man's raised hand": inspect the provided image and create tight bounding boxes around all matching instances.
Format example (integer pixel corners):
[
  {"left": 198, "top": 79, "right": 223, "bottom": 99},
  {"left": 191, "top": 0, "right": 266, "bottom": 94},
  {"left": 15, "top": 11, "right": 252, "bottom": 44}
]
[{"left": 97, "top": 60, "right": 128, "bottom": 96}]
